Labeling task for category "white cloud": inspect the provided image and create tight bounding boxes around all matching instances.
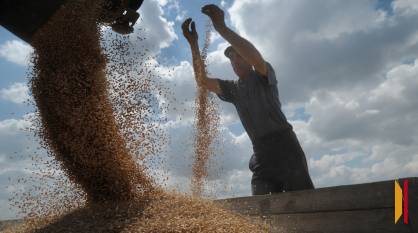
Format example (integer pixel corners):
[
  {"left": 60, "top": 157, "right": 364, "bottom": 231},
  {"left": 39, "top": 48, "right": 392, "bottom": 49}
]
[
  {"left": 0, "top": 82, "right": 30, "bottom": 104},
  {"left": 202, "top": 0, "right": 418, "bottom": 189},
  {"left": 228, "top": 0, "right": 418, "bottom": 102},
  {"left": 304, "top": 60, "right": 418, "bottom": 144},
  {"left": 156, "top": 117, "right": 253, "bottom": 197},
  {"left": 394, "top": 0, "right": 418, "bottom": 14},
  {"left": 157, "top": 0, "right": 169, "bottom": 6},
  {"left": 150, "top": 37, "right": 253, "bottom": 196},
  {"left": 300, "top": 60, "right": 418, "bottom": 186},
  {"left": 136, "top": 0, "right": 178, "bottom": 51},
  {"left": 0, "top": 115, "right": 40, "bottom": 219},
  {"left": 0, "top": 0, "right": 180, "bottom": 220},
  {"left": 157, "top": 60, "right": 198, "bottom": 120},
  {"left": 405, "top": 155, "right": 418, "bottom": 173},
  {"left": 220, "top": 0, "right": 227, "bottom": 7},
  {"left": 101, "top": 0, "right": 178, "bottom": 56},
  {"left": 2, "top": 0, "right": 418, "bottom": 220},
  {"left": 0, "top": 40, "right": 33, "bottom": 66}
]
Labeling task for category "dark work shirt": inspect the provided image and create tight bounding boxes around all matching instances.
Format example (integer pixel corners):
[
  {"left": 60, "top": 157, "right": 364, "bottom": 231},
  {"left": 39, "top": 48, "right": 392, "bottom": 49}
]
[{"left": 216, "top": 62, "right": 292, "bottom": 145}]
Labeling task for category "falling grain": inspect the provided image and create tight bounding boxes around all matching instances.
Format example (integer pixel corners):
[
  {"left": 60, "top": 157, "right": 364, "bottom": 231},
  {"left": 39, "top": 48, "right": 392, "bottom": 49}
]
[
  {"left": 5, "top": 1, "right": 271, "bottom": 232},
  {"left": 191, "top": 21, "right": 221, "bottom": 197}
]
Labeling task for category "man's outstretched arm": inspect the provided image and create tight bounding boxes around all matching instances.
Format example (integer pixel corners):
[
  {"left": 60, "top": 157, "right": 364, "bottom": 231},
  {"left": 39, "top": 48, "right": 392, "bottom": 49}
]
[
  {"left": 202, "top": 4, "right": 268, "bottom": 76},
  {"left": 182, "top": 18, "right": 221, "bottom": 94}
]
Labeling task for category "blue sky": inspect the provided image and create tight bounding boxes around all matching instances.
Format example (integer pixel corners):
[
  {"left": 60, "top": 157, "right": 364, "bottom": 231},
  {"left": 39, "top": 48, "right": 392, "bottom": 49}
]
[
  {"left": 0, "top": 0, "right": 396, "bottom": 120},
  {"left": 1, "top": 0, "right": 418, "bottom": 220},
  {"left": 0, "top": 28, "right": 33, "bottom": 120},
  {"left": 158, "top": 0, "right": 231, "bottom": 64}
]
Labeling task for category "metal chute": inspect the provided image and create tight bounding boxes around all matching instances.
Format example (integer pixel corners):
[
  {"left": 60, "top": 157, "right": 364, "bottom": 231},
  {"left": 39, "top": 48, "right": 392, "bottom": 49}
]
[{"left": 0, "top": 0, "right": 144, "bottom": 43}]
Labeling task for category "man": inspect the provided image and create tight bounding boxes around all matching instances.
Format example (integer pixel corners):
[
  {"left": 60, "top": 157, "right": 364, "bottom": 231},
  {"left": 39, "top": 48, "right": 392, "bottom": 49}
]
[{"left": 182, "top": 4, "right": 314, "bottom": 195}]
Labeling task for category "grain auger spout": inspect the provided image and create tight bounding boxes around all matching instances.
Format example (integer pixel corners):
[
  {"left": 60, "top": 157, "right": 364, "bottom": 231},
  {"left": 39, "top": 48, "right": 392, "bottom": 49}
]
[{"left": 0, "top": 0, "right": 145, "bottom": 43}]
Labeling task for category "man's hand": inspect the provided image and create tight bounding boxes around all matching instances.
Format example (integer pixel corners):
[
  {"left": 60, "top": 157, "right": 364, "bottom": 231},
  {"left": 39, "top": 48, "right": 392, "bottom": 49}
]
[
  {"left": 201, "top": 4, "right": 226, "bottom": 31},
  {"left": 182, "top": 18, "right": 198, "bottom": 45}
]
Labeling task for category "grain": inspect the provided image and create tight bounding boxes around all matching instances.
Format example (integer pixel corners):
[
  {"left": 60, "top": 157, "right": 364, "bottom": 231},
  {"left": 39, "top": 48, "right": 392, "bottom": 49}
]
[
  {"left": 191, "top": 21, "right": 221, "bottom": 197},
  {"left": 5, "top": 1, "right": 271, "bottom": 232}
]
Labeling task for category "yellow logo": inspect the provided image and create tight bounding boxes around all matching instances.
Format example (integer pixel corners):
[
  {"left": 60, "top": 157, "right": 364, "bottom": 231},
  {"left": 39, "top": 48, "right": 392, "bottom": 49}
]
[{"left": 394, "top": 179, "right": 408, "bottom": 224}]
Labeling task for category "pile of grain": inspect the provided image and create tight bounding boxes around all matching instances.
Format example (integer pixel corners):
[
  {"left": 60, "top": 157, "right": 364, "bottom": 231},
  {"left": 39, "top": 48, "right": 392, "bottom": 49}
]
[
  {"left": 191, "top": 22, "right": 221, "bottom": 196},
  {"left": 5, "top": 0, "right": 270, "bottom": 232},
  {"left": 5, "top": 192, "right": 269, "bottom": 233}
]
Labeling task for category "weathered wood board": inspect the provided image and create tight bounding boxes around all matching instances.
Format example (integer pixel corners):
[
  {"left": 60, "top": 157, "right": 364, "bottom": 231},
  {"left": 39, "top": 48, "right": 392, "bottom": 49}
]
[
  {"left": 1, "top": 178, "right": 417, "bottom": 232},
  {"left": 217, "top": 177, "right": 418, "bottom": 233}
]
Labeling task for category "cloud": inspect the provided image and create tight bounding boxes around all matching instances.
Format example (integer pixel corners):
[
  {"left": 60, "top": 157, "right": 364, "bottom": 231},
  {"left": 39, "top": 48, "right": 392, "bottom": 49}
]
[
  {"left": 394, "top": 0, "right": 418, "bottom": 13},
  {"left": 0, "top": 115, "right": 41, "bottom": 219},
  {"left": 0, "top": 0, "right": 182, "bottom": 220},
  {"left": 220, "top": 0, "right": 228, "bottom": 7},
  {"left": 228, "top": 0, "right": 418, "bottom": 102},
  {"left": 3, "top": 0, "right": 418, "bottom": 220},
  {"left": 0, "top": 82, "right": 30, "bottom": 104},
  {"left": 215, "top": 0, "right": 418, "bottom": 188},
  {"left": 151, "top": 37, "right": 253, "bottom": 195},
  {"left": 135, "top": 0, "right": 178, "bottom": 52},
  {"left": 298, "top": 60, "right": 418, "bottom": 187},
  {"left": 158, "top": 0, "right": 186, "bottom": 22},
  {"left": 0, "top": 40, "right": 33, "bottom": 66},
  {"left": 305, "top": 60, "right": 418, "bottom": 145},
  {"left": 157, "top": 42, "right": 239, "bottom": 123},
  {"left": 154, "top": 118, "right": 253, "bottom": 196},
  {"left": 100, "top": 0, "right": 177, "bottom": 57}
]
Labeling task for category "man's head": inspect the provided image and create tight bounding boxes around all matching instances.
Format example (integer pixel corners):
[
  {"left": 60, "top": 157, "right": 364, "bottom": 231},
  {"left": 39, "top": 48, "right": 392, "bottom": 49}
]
[{"left": 224, "top": 46, "right": 252, "bottom": 77}]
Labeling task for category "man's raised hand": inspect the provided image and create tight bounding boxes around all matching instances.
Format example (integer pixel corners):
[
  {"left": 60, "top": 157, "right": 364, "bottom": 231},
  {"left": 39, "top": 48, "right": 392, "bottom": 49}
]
[
  {"left": 182, "top": 18, "right": 198, "bottom": 45},
  {"left": 201, "top": 4, "right": 226, "bottom": 31}
]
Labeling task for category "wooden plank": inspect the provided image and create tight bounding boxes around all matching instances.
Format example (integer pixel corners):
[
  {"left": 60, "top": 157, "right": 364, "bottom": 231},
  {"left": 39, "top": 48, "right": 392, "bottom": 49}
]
[
  {"left": 258, "top": 209, "right": 413, "bottom": 233},
  {"left": 1, "top": 178, "right": 416, "bottom": 232},
  {"left": 217, "top": 178, "right": 418, "bottom": 216}
]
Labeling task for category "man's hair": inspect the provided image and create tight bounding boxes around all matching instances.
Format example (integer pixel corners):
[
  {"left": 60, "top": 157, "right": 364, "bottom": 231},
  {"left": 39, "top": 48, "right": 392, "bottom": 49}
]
[{"left": 224, "top": 46, "right": 235, "bottom": 58}]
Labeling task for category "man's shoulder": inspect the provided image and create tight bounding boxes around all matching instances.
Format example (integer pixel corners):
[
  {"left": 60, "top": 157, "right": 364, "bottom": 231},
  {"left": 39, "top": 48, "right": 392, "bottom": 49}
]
[
  {"left": 253, "top": 61, "right": 277, "bottom": 86},
  {"left": 215, "top": 78, "right": 239, "bottom": 103},
  {"left": 254, "top": 61, "right": 275, "bottom": 76}
]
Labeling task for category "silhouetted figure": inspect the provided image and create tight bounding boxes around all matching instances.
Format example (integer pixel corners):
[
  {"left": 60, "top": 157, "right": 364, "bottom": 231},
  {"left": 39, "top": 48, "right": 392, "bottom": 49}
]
[{"left": 182, "top": 4, "right": 314, "bottom": 195}]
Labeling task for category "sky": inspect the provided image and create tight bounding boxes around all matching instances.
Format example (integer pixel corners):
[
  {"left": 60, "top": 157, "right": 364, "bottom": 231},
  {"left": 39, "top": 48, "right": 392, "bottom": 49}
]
[{"left": 1, "top": 0, "right": 418, "bottom": 220}]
